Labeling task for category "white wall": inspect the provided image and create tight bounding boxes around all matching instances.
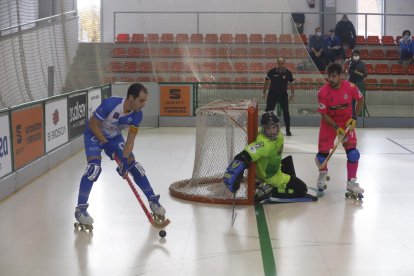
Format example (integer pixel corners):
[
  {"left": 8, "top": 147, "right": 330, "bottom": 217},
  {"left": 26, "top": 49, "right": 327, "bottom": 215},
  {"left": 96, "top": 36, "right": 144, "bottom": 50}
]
[{"left": 385, "top": 0, "right": 414, "bottom": 35}]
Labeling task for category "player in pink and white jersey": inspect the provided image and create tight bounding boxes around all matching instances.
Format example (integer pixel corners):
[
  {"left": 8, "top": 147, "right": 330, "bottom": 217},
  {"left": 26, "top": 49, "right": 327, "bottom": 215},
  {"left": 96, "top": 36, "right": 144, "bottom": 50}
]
[{"left": 315, "top": 63, "right": 365, "bottom": 196}]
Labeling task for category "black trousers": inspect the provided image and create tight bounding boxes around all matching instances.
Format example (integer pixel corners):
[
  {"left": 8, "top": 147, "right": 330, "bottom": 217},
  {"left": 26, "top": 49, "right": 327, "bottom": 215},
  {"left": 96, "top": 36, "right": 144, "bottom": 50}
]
[
  {"left": 265, "top": 94, "right": 290, "bottom": 130},
  {"left": 270, "top": 156, "right": 308, "bottom": 198}
]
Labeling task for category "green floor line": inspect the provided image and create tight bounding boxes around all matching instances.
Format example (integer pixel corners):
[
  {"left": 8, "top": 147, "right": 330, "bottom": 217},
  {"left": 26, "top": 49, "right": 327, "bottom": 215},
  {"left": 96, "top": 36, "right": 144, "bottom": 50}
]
[{"left": 255, "top": 204, "right": 277, "bottom": 276}]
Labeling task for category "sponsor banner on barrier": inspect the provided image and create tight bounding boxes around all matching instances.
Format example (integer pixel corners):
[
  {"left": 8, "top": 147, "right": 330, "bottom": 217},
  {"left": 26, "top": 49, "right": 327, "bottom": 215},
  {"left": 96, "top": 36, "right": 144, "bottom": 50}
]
[
  {"left": 88, "top": 88, "right": 101, "bottom": 119},
  {"left": 45, "top": 98, "right": 68, "bottom": 153},
  {"left": 68, "top": 91, "right": 87, "bottom": 139},
  {"left": 159, "top": 85, "right": 192, "bottom": 116},
  {"left": 11, "top": 104, "right": 45, "bottom": 170},
  {"left": 0, "top": 114, "right": 12, "bottom": 177}
]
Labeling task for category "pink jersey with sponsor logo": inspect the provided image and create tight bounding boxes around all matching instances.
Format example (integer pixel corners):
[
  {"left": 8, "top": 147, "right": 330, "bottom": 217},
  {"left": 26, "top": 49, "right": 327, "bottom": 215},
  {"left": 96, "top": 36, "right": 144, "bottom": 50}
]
[{"left": 317, "top": 80, "right": 363, "bottom": 122}]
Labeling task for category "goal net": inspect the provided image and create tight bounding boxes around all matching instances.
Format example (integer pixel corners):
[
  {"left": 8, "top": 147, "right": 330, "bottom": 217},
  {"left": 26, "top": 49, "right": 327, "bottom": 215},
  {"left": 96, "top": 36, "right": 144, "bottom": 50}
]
[{"left": 169, "top": 99, "right": 258, "bottom": 205}]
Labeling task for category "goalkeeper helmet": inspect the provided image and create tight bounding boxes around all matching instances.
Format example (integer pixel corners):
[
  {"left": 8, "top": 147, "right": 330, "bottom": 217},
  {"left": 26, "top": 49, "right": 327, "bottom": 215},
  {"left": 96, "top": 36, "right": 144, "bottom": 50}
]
[{"left": 261, "top": 111, "right": 280, "bottom": 140}]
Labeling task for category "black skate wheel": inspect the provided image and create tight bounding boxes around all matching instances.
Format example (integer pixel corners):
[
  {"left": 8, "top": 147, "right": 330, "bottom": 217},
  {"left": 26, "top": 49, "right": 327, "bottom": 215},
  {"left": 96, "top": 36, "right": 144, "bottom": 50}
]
[
  {"left": 74, "top": 222, "right": 79, "bottom": 229},
  {"left": 326, "top": 176, "right": 330, "bottom": 181},
  {"left": 159, "top": 230, "right": 167, "bottom": 238}
]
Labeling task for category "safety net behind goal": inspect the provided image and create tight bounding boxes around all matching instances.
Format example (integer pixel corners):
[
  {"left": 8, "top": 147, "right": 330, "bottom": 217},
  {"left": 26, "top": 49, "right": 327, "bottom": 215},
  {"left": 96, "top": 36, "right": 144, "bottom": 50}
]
[{"left": 169, "top": 99, "right": 258, "bottom": 205}]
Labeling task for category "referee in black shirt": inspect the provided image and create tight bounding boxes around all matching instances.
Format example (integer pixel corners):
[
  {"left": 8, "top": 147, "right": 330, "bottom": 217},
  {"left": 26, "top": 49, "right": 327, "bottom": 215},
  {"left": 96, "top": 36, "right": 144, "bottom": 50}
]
[{"left": 262, "top": 57, "right": 295, "bottom": 136}]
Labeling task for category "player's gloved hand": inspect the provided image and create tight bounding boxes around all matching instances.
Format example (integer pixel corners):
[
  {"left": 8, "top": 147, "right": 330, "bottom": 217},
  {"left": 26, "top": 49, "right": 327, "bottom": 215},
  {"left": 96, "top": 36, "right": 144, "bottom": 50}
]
[
  {"left": 223, "top": 159, "right": 246, "bottom": 193},
  {"left": 345, "top": 114, "right": 358, "bottom": 131},
  {"left": 334, "top": 124, "right": 346, "bottom": 137},
  {"left": 116, "top": 157, "right": 130, "bottom": 178}
]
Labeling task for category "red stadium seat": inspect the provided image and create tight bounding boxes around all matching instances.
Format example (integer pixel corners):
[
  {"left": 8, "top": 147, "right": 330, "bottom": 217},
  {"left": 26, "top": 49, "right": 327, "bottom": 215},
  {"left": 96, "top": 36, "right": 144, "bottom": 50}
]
[
  {"left": 234, "top": 34, "right": 248, "bottom": 43},
  {"left": 130, "top": 33, "right": 145, "bottom": 43},
  {"left": 407, "top": 64, "right": 414, "bottom": 75},
  {"left": 188, "top": 47, "right": 202, "bottom": 57},
  {"left": 265, "top": 62, "right": 277, "bottom": 70},
  {"left": 279, "top": 48, "right": 293, "bottom": 58},
  {"left": 293, "top": 34, "right": 307, "bottom": 44},
  {"left": 142, "top": 47, "right": 157, "bottom": 57},
  {"left": 218, "top": 62, "right": 232, "bottom": 72},
  {"left": 160, "top": 33, "right": 174, "bottom": 43},
  {"left": 190, "top": 33, "right": 204, "bottom": 43},
  {"left": 370, "top": 49, "right": 385, "bottom": 60},
  {"left": 172, "top": 47, "right": 186, "bottom": 57},
  {"left": 264, "top": 48, "right": 278, "bottom": 58},
  {"left": 103, "top": 76, "right": 117, "bottom": 83},
  {"left": 146, "top": 33, "right": 160, "bottom": 43},
  {"left": 355, "top": 35, "right": 366, "bottom": 45},
  {"left": 381, "top": 35, "right": 395, "bottom": 46},
  {"left": 345, "top": 48, "right": 352, "bottom": 58},
  {"left": 375, "top": 64, "right": 390, "bottom": 75},
  {"left": 249, "top": 62, "right": 265, "bottom": 73},
  {"left": 367, "top": 35, "right": 380, "bottom": 45},
  {"left": 390, "top": 64, "right": 405, "bottom": 75},
  {"left": 170, "top": 61, "right": 189, "bottom": 72},
  {"left": 295, "top": 48, "right": 308, "bottom": 58},
  {"left": 124, "top": 61, "right": 137, "bottom": 73},
  {"left": 249, "top": 34, "right": 263, "bottom": 43},
  {"left": 200, "top": 62, "right": 217, "bottom": 72},
  {"left": 385, "top": 50, "right": 399, "bottom": 60},
  {"left": 230, "top": 48, "right": 248, "bottom": 58},
  {"left": 234, "top": 62, "right": 248, "bottom": 72},
  {"left": 365, "top": 64, "right": 374, "bottom": 74},
  {"left": 264, "top": 34, "right": 277, "bottom": 43},
  {"left": 139, "top": 61, "right": 154, "bottom": 73},
  {"left": 185, "top": 76, "right": 199, "bottom": 82},
  {"left": 205, "top": 34, "right": 219, "bottom": 43},
  {"left": 154, "top": 61, "right": 169, "bottom": 72},
  {"left": 136, "top": 76, "right": 151, "bottom": 82},
  {"left": 220, "top": 34, "right": 233, "bottom": 43},
  {"left": 359, "top": 49, "right": 369, "bottom": 59},
  {"left": 249, "top": 48, "right": 265, "bottom": 58},
  {"left": 157, "top": 47, "right": 172, "bottom": 57},
  {"left": 111, "top": 47, "right": 127, "bottom": 58},
  {"left": 175, "top": 33, "right": 189, "bottom": 43},
  {"left": 204, "top": 48, "right": 219, "bottom": 57},
  {"left": 364, "top": 79, "right": 379, "bottom": 90},
  {"left": 127, "top": 47, "right": 142, "bottom": 58},
  {"left": 380, "top": 79, "right": 395, "bottom": 90},
  {"left": 116, "top": 33, "right": 130, "bottom": 43},
  {"left": 395, "top": 79, "right": 411, "bottom": 91},
  {"left": 217, "top": 48, "right": 230, "bottom": 57},
  {"left": 279, "top": 34, "right": 292, "bottom": 44}
]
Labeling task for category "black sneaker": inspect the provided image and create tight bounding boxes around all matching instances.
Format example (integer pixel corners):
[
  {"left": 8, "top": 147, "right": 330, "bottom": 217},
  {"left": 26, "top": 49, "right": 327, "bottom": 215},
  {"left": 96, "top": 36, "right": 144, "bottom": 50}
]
[{"left": 286, "top": 130, "right": 292, "bottom": 136}]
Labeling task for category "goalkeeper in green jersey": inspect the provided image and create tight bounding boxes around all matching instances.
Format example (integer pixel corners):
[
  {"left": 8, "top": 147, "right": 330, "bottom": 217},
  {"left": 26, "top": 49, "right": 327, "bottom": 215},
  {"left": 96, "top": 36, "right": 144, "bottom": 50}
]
[{"left": 223, "top": 111, "right": 309, "bottom": 203}]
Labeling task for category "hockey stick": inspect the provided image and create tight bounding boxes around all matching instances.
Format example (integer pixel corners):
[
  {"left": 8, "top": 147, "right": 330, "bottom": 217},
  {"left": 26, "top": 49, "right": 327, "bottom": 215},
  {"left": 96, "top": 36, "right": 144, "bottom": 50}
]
[
  {"left": 231, "top": 192, "right": 237, "bottom": 226},
  {"left": 315, "top": 126, "right": 350, "bottom": 169},
  {"left": 114, "top": 156, "right": 170, "bottom": 229}
]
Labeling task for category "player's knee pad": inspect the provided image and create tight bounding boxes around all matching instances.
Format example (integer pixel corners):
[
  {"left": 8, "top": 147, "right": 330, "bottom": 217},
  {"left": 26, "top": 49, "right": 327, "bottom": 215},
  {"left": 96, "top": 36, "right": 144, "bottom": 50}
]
[
  {"left": 316, "top": 152, "right": 329, "bottom": 164},
  {"left": 129, "top": 161, "right": 146, "bottom": 177},
  {"left": 84, "top": 159, "right": 101, "bottom": 182},
  {"left": 346, "top": 148, "right": 360, "bottom": 163}
]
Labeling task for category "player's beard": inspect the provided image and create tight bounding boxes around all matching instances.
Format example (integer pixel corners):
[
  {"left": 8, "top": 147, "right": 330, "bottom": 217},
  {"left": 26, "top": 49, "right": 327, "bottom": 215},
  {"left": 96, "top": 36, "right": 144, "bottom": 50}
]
[{"left": 329, "top": 80, "right": 340, "bottom": 89}]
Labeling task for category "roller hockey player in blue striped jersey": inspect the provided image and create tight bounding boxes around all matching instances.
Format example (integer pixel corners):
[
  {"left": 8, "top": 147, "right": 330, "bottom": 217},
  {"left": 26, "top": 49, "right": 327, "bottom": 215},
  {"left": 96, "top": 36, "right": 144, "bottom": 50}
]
[{"left": 74, "top": 83, "right": 165, "bottom": 230}]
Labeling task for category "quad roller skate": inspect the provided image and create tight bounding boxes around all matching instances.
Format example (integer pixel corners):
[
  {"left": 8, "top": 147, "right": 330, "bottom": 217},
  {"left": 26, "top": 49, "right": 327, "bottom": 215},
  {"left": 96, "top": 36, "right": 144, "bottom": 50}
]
[
  {"left": 345, "top": 178, "right": 364, "bottom": 200},
  {"left": 316, "top": 170, "right": 330, "bottom": 193},
  {"left": 149, "top": 195, "right": 167, "bottom": 225},
  {"left": 74, "top": 204, "right": 94, "bottom": 231}
]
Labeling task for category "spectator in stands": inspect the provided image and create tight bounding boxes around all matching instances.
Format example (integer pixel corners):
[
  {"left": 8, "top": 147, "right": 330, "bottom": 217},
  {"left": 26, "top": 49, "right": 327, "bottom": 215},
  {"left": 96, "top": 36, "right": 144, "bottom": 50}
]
[
  {"left": 262, "top": 57, "right": 295, "bottom": 136},
  {"left": 335, "top": 14, "right": 356, "bottom": 50},
  {"left": 346, "top": 50, "right": 368, "bottom": 113},
  {"left": 325, "top": 28, "right": 346, "bottom": 64},
  {"left": 309, "top": 27, "right": 327, "bottom": 71},
  {"left": 399, "top": 30, "right": 414, "bottom": 65}
]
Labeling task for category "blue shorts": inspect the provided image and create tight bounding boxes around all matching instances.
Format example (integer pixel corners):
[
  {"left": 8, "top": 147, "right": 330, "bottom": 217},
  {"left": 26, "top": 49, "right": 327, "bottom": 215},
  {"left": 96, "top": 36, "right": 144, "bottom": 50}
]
[{"left": 84, "top": 131, "right": 126, "bottom": 159}]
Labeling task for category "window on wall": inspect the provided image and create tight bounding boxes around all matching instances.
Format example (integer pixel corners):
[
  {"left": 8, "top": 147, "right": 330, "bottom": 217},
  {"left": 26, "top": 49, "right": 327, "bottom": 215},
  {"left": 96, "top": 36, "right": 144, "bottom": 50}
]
[
  {"left": 77, "top": 0, "right": 100, "bottom": 42},
  {"left": 357, "top": 0, "right": 384, "bottom": 36}
]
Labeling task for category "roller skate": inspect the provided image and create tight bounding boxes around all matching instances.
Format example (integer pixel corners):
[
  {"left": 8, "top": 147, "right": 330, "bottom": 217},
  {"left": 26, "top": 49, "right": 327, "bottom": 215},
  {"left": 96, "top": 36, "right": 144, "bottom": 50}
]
[
  {"left": 255, "top": 183, "right": 274, "bottom": 203},
  {"left": 74, "top": 203, "right": 94, "bottom": 231},
  {"left": 149, "top": 195, "right": 167, "bottom": 225},
  {"left": 345, "top": 178, "right": 364, "bottom": 200},
  {"left": 316, "top": 170, "right": 330, "bottom": 194}
]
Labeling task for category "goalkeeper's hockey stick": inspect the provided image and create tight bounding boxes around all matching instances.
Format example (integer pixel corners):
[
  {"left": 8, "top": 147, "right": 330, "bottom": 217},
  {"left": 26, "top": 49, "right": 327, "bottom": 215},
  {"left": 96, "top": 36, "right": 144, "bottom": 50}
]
[
  {"left": 315, "top": 126, "right": 351, "bottom": 170},
  {"left": 231, "top": 192, "right": 237, "bottom": 226},
  {"left": 114, "top": 156, "right": 170, "bottom": 229}
]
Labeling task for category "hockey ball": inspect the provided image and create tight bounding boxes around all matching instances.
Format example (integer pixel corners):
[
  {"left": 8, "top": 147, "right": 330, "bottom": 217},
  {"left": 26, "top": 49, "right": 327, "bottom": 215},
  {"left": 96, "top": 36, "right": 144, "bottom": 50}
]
[{"left": 159, "top": 230, "right": 167, "bottom": 238}]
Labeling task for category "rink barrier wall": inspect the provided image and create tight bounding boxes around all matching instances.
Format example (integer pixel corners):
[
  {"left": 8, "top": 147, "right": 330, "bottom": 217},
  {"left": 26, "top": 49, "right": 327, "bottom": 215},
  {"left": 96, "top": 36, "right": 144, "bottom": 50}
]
[{"left": 1, "top": 81, "right": 413, "bottom": 201}]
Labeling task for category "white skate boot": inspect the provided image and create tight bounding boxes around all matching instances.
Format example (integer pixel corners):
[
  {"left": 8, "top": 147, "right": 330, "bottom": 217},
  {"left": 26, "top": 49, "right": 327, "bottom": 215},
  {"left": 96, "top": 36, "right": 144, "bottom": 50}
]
[
  {"left": 345, "top": 178, "right": 364, "bottom": 200},
  {"left": 316, "top": 170, "right": 329, "bottom": 192},
  {"left": 74, "top": 203, "right": 94, "bottom": 231},
  {"left": 149, "top": 195, "right": 166, "bottom": 216}
]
